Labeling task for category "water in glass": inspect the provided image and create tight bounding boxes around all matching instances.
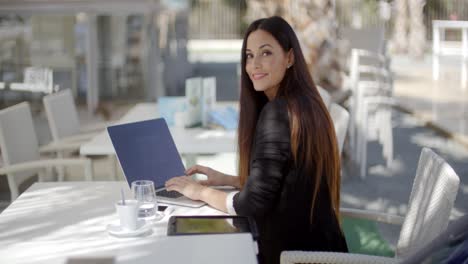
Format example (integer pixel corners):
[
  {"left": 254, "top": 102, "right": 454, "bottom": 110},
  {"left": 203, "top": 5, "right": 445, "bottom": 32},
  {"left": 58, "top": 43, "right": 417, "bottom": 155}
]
[{"left": 131, "top": 180, "right": 163, "bottom": 220}]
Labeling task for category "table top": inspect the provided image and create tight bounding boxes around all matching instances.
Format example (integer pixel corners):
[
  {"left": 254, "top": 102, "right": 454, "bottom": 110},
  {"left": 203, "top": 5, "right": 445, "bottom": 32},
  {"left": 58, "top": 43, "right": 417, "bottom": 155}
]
[
  {"left": 79, "top": 103, "right": 237, "bottom": 156},
  {"left": 433, "top": 20, "right": 468, "bottom": 28},
  {"left": 0, "top": 182, "right": 256, "bottom": 264}
]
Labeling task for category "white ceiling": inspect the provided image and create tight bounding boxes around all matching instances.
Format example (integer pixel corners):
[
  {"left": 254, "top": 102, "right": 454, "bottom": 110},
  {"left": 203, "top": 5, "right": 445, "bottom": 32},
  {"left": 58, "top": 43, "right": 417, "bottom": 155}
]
[{"left": 0, "top": 0, "right": 163, "bottom": 14}]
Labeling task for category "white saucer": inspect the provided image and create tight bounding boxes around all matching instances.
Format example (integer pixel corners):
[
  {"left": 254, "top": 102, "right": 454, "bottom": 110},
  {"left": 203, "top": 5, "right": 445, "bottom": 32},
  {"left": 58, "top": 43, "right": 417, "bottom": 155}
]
[
  {"left": 140, "top": 211, "right": 164, "bottom": 221},
  {"left": 106, "top": 219, "right": 152, "bottom": 237}
]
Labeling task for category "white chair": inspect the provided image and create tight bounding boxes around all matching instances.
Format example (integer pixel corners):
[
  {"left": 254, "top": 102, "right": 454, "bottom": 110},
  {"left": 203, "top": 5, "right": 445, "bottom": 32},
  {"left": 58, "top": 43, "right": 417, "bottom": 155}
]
[
  {"left": 329, "top": 103, "right": 350, "bottom": 155},
  {"left": 341, "top": 27, "right": 386, "bottom": 55},
  {"left": 0, "top": 102, "right": 93, "bottom": 201},
  {"left": 317, "top": 85, "right": 332, "bottom": 109},
  {"left": 357, "top": 96, "right": 396, "bottom": 179},
  {"left": 432, "top": 20, "right": 468, "bottom": 89},
  {"left": 343, "top": 47, "right": 395, "bottom": 180},
  {"left": 42, "top": 89, "right": 115, "bottom": 180},
  {"left": 43, "top": 89, "right": 108, "bottom": 143},
  {"left": 347, "top": 49, "right": 392, "bottom": 160},
  {"left": 281, "top": 147, "right": 460, "bottom": 264}
]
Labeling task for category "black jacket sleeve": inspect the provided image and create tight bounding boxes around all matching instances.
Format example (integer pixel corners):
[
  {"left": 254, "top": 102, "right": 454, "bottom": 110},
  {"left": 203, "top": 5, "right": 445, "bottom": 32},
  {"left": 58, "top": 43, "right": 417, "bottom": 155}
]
[{"left": 233, "top": 99, "right": 291, "bottom": 217}]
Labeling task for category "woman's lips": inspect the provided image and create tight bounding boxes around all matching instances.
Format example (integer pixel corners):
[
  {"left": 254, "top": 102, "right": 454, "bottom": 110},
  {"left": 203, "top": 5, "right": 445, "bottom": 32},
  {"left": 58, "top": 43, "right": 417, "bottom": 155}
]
[{"left": 252, "top": 73, "right": 268, "bottom": 80}]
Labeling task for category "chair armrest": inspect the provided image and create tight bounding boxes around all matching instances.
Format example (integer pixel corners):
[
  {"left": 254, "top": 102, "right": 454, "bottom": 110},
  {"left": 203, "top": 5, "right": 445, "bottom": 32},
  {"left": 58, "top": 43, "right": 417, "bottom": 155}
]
[
  {"left": 80, "top": 121, "right": 114, "bottom": 134},
  {"left": 280, "top": 251, "right": 397, "bottom": 264},
  {"left": 0, "top": 158, "right": 92, "bottom": 181},
  {"left": 330, "top": 89, "right": 353, "bottom": 105},
  {"left": 353, "top": 49, "right": 388, "bottom": 62},
  {"left": 357, "top": 82, "right": 393, "bottom": 96},
  {"left": 340, "top": 207, "right": 405, "bottom": 225},
  {"left": 357, "top": 65, "right": 391, "bottom": 77},
  {"left": 39, "top": 141, "right": 83, "bottom": 153},
  {"left": 364, "top": 96, "right": 397, "bottom": 108},
  {"left": 60, "top": 131, "right": 101, "bottom": 143}
]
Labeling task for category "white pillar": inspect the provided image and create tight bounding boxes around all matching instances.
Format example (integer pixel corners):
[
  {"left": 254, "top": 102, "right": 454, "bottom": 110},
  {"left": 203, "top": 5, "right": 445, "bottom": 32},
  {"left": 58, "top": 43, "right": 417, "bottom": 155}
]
[
  {"left": 432, "top": 22, "right": 440, "bottom": 81},
  {"left": 461, "top": 28, "right": 468, "bottom": 90},
  {"left": 141, "top": 12, "right": 164, "bottom": 101},
  {"left": 85, "top": 14, "right": 99, "bottom": 114}
]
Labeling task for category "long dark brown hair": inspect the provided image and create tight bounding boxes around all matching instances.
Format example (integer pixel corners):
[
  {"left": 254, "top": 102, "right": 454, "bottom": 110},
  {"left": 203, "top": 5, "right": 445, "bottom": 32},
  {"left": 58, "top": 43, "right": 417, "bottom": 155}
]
[{"left": 238, "top": 16, "right": 341, "bottom": 221}]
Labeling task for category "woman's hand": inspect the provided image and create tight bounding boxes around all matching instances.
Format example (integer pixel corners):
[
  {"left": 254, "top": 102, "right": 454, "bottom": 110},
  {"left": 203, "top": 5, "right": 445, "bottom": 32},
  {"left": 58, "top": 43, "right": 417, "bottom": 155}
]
[
  {"left": 165, "top": 176, "right": 206, "bottom": 201},
  {"left": 185, "top": 165, "right": 230, "bottom": 187}
]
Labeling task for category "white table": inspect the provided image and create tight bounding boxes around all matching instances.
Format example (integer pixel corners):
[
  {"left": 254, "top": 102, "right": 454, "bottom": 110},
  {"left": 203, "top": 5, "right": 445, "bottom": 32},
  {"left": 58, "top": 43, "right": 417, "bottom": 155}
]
[
  {"left": 80, "top": 103, "right": 237, "bottom": 156},
  {"left": 432, "top": 20, "right": 468, "bottom": 89},
  {"left": 79, "top": 103, "right": 237, "bottom": 178},
  {"left": 0, "top": 182, "right": 257, "bottom": 264}
]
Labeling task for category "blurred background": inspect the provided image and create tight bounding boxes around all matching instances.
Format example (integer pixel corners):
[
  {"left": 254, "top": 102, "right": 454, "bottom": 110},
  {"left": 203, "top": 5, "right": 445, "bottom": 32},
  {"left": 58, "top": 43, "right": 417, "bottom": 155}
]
[
  {"left": 0, "top": 0, "right": 465, "bottom": 108},
  {"left": 0, "top": 0, "right": 467, "bottom": 252}
]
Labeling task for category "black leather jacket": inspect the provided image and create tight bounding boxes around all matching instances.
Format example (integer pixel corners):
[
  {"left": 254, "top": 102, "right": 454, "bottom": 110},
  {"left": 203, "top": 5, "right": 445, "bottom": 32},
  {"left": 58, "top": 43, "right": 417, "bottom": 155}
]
[{"left": 233, "top": 98, "right": 348, "bottom": 264}]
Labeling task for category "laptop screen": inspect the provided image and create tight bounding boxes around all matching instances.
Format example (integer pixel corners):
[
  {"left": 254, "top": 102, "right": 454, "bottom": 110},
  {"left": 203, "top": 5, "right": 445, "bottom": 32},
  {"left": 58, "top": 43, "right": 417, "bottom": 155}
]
[{"left": 107, "top": 118, "right": 186, "bottom": 188}]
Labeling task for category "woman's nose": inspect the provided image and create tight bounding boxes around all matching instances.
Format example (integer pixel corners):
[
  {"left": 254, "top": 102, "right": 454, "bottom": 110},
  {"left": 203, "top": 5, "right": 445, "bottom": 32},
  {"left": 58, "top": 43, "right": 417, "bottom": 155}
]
[{"left": 253, "top": 56, "right": 261, "bottom": 68}]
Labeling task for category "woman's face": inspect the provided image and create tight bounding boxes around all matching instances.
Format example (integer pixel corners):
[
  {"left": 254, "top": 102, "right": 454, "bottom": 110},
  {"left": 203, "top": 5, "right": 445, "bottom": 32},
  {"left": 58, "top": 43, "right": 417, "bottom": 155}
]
[{"left": 245, "top": 29, "right": 293, "bottom": 100}]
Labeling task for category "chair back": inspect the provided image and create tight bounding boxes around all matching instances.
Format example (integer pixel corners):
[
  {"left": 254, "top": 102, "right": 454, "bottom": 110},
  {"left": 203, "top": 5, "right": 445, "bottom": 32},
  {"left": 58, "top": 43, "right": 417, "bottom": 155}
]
[
  {"left": 317, "top": 85, "right": 331, "bottom": 109},
  {"left": 348, "top": 49, "right": 392, "bottom": 165},
  {"left": 341, "top": 27, "right": 386, "bottom": 55},
  {"left": 0, "top": 102, "right": 40, "bottom": 198},
  {"left": 329, "top": 103, "right": 349, "bottom": 155},
  {"left": 43, "top": 89, "right": 81, "bottom": 141},
  {"left": 396, "top": 148, "right": 460, "bottom": 258}
]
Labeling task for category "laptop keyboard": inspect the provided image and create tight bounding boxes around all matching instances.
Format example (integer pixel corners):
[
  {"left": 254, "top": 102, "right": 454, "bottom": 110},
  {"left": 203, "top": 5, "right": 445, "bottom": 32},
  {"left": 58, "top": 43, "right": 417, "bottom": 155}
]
[{"left": 158, "top": 189, "right": 183, "bottom": 198}]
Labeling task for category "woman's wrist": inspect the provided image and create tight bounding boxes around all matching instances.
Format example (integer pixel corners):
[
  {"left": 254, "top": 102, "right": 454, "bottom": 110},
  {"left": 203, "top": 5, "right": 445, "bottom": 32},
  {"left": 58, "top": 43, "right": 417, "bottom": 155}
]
[
  {"left": 198, "top": 185, "right": 209, "bottom": 201},
  {"left": 224, "top": 175, "right": 241, "bottom": 189},
  {"left": 198, "top": 186, "right": 229, "bottom": 213}
]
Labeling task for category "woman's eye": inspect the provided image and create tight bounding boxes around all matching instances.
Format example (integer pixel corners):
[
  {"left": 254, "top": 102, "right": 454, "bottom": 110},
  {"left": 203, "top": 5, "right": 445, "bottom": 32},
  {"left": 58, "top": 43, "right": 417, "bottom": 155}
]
[
  {"left": 262, "top": 51, "right": 272, "bottom": 56},
  {"left": 246, "top": 53, "right": 253, "bottom": 59}
]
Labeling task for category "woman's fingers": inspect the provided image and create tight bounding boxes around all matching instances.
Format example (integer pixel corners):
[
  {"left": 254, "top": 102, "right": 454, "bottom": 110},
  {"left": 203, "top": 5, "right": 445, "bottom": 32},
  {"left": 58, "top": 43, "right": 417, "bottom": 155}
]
[
  {"left": 185, "top": 165, "right": 201, "bottom": 175},
  {"left": 165, "top": 181, "right": 177, "bottom": 191},
  {"left": 165, "top": 176, "right": 204, "bottom": 201},
  {"left": 185, "top": 164, "right": 210, "bottom": 176},
  {"left": 166, "top": 176, "right": 184, "bottom": 188},
  {"left": 165, "top": 175, "right": 194, "bottom": 189},
  {"left": 198, "top": 180, "right": 209, "bottom": 186}
]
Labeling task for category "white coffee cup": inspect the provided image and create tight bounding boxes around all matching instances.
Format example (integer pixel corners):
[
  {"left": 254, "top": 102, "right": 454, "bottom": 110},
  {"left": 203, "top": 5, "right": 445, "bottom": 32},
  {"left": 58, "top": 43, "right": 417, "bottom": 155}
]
[{"left": 115, "top": 199, "right": 139, "bottom": 231}]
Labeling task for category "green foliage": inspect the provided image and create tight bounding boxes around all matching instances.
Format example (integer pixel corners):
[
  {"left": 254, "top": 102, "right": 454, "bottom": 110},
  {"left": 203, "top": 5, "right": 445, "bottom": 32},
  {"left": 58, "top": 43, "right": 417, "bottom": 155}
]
[
  {"left": 426, "top": 0, "right": 447, "bottom": 15},
  {"left": 342, "top": 216, "right": 395, "bottom": 257},
  {"left": 223, "top": 0, "right": 247, "bottom": 11},
  {"left": 223, "top": 0, "right": 248, "bottom": 35}
]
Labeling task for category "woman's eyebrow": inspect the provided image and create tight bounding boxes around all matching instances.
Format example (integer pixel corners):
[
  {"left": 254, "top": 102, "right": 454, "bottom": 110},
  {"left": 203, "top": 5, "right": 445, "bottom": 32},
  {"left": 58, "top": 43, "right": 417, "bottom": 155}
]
[
  {"left": 259, "top": 44, "right": 273, "bottom": 49},
  {"left": 245, "top": 43, "right": 273, "bottom": 52}
]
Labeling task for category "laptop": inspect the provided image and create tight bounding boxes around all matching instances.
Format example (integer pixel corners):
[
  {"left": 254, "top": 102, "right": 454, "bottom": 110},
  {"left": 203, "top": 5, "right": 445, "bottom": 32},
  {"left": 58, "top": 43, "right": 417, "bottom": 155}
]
[{"left": 107, "top": 118, "right": 206, "bottom": 208}]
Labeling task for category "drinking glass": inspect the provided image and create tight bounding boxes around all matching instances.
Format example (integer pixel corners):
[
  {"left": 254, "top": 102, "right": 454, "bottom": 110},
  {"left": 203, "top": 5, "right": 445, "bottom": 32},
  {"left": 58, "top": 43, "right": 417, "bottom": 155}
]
[{"left": 131, "top": 180, "right": 163, "bottom": 221}]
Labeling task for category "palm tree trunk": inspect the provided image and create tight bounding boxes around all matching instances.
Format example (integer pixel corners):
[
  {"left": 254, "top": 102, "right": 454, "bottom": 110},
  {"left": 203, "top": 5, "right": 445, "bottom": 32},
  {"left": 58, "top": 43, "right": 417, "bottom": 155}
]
[
  {"left": 392, "top": 0, "right": 408, "bottom": 53},
  {"left": 245, "top": 0, "right": 345, "bottom": 91},
  {"left": 408, "top": 0, "right": 426, "bottom": 58}
]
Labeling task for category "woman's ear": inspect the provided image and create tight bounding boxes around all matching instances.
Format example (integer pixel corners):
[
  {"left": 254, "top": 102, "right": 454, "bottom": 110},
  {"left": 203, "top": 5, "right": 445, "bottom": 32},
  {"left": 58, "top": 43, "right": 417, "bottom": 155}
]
[{"left": 287, "top": 49, "right": 295, "bottom": 68}]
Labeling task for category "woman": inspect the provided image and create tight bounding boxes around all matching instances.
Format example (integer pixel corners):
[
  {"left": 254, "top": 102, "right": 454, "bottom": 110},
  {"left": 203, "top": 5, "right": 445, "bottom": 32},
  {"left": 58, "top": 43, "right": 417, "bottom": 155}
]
[{"left": 166, "top": 16, "right": 348, "bottom": 263}]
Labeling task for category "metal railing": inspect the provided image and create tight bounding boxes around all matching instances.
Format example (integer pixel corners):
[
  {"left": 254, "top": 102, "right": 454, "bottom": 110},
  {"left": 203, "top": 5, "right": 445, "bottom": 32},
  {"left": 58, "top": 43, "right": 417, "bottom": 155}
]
[
  {"left": 188, "top": 0, "right": 468, "bottom": 41},
  {"left": 189, "top": 0, "right": 244, "bottom": 39}
]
